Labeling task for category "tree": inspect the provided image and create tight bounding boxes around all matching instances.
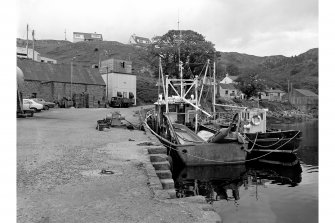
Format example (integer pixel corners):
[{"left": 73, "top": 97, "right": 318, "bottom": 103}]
[
  {"left": 147, "top": 30, "right": 216, "bottom": 78},
  {"left": 226, "top": 63, "right": 240, "bottom": 76},
  {"left": 236, "top": 73, "right": 265, "bottom": 99}
]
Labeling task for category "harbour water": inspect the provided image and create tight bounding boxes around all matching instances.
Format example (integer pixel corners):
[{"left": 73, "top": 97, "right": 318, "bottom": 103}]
[{"left": 173, "top": 120, "right": 318, "bottom": 223}]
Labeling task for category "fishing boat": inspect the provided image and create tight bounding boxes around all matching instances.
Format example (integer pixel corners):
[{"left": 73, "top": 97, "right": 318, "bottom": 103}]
[
  {"left": 144, "top": 59, "right": 249, "bottom": 166},
  {"left": 199, "top": 107, "right": 302, "bottom": 165}
]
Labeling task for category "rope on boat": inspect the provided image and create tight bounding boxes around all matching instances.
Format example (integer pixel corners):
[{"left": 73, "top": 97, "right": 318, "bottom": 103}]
[
  {"left": 244, "top": 132, "right": 258, "bottom": 153},
  {"left": 144, "top": 112, "right": 301, "bottom": 164},
  {"left": 244, "top": 134, "right": 285, "bottom": 148}
]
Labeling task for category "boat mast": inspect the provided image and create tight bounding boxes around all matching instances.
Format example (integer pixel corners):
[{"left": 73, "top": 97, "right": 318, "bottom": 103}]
[
  {"left": 177, "top": 15, "right": 183, "bottom": 98},
  {"left": 213, "top": 61, "right": 216, "bottom": 116},
  {"left": 195, "top": 75, "right": 199, "bottom": 133}
]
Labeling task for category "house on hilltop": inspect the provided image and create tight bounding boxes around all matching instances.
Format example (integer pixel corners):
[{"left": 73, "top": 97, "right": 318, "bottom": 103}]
[
  {"left": 289, "top": 88, "right": 318, "bottom": 112},
  {"left": 129, "top": 34, "right": 151, "bottom": 46},
  {"left": 17, "top": 59, "right": 105, "bottom": 107},
  {"left": 73, "top": 32, "right": 103, "bottom": 43}
]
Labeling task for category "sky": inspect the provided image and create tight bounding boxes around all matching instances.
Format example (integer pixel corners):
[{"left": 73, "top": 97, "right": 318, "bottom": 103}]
[{"left": 17, "top": 0, "right": 318, "bottom": 56}]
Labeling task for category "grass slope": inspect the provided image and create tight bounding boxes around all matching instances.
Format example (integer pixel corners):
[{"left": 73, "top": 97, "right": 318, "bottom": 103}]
[{"left": 17, "top": 38, "right": 157, "bottom": 104}]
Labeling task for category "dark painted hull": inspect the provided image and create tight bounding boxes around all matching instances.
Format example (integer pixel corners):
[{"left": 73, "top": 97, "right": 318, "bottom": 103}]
[
  {"left": 245, "top": 130, "right": 302, "bottom": 153},
  {"left": 145, "top": 114, "right": 248, "bottom": 166}
]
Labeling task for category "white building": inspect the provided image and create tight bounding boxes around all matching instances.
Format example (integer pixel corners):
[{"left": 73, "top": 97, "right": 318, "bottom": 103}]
[
  {"left": 17, "top": 47, "right": 57, "bottom": 64},
  {"left": 17, "top": 47, "right": 41, "bottom": 62},
  {"left": 129, "top": 34, "right": 151, "bottom": 46},
  {"left": 73, "top": 32, "right": 103, "bottom": 43},
  {"left": 100, "top": 59, "right": 136, "bottom": 105},
  {"left": 220, "top": 73, "right": 239, "bottom": 84}
]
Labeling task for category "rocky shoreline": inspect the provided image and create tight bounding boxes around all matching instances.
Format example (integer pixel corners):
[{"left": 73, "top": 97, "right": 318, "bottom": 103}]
[{"left": 267, "top": 109, "right": 317, "bottom": 124}]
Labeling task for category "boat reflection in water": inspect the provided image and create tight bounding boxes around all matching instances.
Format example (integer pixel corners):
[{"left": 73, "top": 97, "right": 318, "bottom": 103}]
[{"left": 173, "top": 161, "right": 302, "bottom": 203}]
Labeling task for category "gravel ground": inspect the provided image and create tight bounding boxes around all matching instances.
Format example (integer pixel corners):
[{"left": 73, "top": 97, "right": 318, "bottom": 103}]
[{"left": 17, "top": 107, "right": 220, "bottom": 223}]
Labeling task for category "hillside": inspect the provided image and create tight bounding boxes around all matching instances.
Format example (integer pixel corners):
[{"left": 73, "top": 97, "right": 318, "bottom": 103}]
[
  {"left": 17, "top": 38, "right": 318, "bottom": 103},
  {"left": 217, "top": 48, "right": 318, "bottom": 93}
]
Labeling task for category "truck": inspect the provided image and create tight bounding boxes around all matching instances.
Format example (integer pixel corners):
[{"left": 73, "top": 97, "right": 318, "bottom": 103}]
[{"left": 109, "top": 97, "right": 134, "bottom": 108}]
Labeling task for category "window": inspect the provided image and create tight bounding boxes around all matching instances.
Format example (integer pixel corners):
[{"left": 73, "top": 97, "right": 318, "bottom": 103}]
[
  {"left": 129, "top": 92, "right": 134, "bottom": 99},
  {"left": 225, "top": 90, "right": 228, "bottom": 95},
  {"left": 74, "top": 34, "right": 84, "bottom": 39},
  {"left": 120, "top": 62, "right": 125, "bottom": 68},
  {"left": 117, "top": 92, "right": 122, "bottom": 97},
  {"left": 278, "top": 93, "right": 280, "bottom": 96},
  {"left": 91, "top": 34, "right": 101, "bottom": 38},
  {"left": 123, "top": 92, "right": 127, "bottom": 98}
]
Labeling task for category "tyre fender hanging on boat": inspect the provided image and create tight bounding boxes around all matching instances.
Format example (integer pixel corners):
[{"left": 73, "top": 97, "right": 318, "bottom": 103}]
[{"left": 251, "top": 115, "right": 261, "bottom": 126}]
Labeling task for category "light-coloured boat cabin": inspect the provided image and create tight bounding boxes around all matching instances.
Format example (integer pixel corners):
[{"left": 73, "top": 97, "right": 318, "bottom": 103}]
[
  {"left": 240, "top": 108, "right": 268, "bottom": 133},
  {"left": 155, "top": 95, "right": 197, "bottom": 128}
]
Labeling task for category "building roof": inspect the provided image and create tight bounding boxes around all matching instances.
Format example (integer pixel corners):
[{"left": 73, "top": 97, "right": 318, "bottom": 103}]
[
  {"left": 264, "top": 89, "right": 285, "bottom": 93},
  {"left": 219, "top": 83, "right": 237, "bottom": 90},
  {"left": 294, "top": 89, "right": 318, "bottom": 97},
  {"left": 229, "top": 76, "right": 239, "bottom": 81},
  {"left": 73, "top": 32, "right": 103, "bottom": 40},
  {"left": 17, "top": 59, "right": 105, "bottom": 86},
  {"left": 17, "top": 47, "right": 40, "bottom": 55}
]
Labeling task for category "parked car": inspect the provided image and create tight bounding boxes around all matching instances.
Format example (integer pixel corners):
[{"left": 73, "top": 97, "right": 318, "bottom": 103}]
[
  {"left": 31, "top": 98, "right": 55, "bottom": 110},
  {"left": 23, "top": 99, "right": 43, "bottom": 112}
]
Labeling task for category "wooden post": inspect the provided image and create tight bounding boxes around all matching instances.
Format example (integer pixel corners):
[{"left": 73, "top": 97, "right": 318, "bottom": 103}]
[
  {"left": 26, "top": 24, "right": 29, "bottom": 58},
  {"left": 165, "top": 75, "right": 169, "bottom": 115},
  {"left": 195, "top": 75, "right": 198, "bottom": 133},
  {"left": 106, "top": 66, "right": 109, "bottom": 104},
  {"left": 32, "top": 30, "right": 35, "bottom": 61},
  {"left": 70, "top": 61, "right": 73, "bottom": 100}
]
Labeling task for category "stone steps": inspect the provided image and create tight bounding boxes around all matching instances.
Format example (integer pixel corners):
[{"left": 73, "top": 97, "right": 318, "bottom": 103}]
[
  {"left": 151, "top": 161, "right": 171, "bottom": 171},
  {"left": 159, "top": 178, "right": 175, "bottom": 190},
  {"left": 155, "top": 170, "right": 172, "bottom": 179},
  {"left": 149, "top": 154, "right": 168, "bottom": 162},
  {"left": 147, "top": 146, "right": 167, "bottom": 154}
]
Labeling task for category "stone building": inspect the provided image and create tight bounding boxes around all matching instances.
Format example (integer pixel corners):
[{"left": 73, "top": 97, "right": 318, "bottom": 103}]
[{"left": 17, "top": 59, "right": 106, "bottom": 107}]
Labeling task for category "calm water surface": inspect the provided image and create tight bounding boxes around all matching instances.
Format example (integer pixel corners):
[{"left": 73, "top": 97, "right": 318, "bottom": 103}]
[{"left": 173, "top": 120, "right": 318, "bottom": 223}]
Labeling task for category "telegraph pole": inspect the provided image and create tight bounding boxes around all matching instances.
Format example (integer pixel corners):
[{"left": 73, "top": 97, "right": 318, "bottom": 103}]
[
  {"left": 26, "top": 24, "right": 29, "bottom": 58},
  {"left": 32, "top": 30, "right": 35, "bottom": 61},
  {"left": 70, "top": 61, "right": 73, "bottom": 100},
  {"left": 106, "top": 66, "right": 109, "bottom": 104}
]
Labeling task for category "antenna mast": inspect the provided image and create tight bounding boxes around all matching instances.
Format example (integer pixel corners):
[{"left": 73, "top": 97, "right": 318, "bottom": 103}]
[
  {"left": 26, "top": 24, "right": 29, "bottom": 58},
  {"left": 65, "top": 29, "right": 67, "bottom": 41}
]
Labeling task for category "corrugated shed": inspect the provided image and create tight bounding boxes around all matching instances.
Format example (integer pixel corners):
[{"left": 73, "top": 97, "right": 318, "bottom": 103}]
[
  {"left": 17, "top": 59, "right": 105, "bottom": 86},
  {"left": 294, "top": 89, "right": 318, "bottom": 97}
]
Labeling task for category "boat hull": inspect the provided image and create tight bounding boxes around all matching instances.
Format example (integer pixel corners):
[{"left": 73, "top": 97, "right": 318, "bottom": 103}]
[
  {"left": 245, "top": 130, "right": 302, "bottom": 153},
  {"left": 170, "top": 142, "right": 248, "bottom": 166}
]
